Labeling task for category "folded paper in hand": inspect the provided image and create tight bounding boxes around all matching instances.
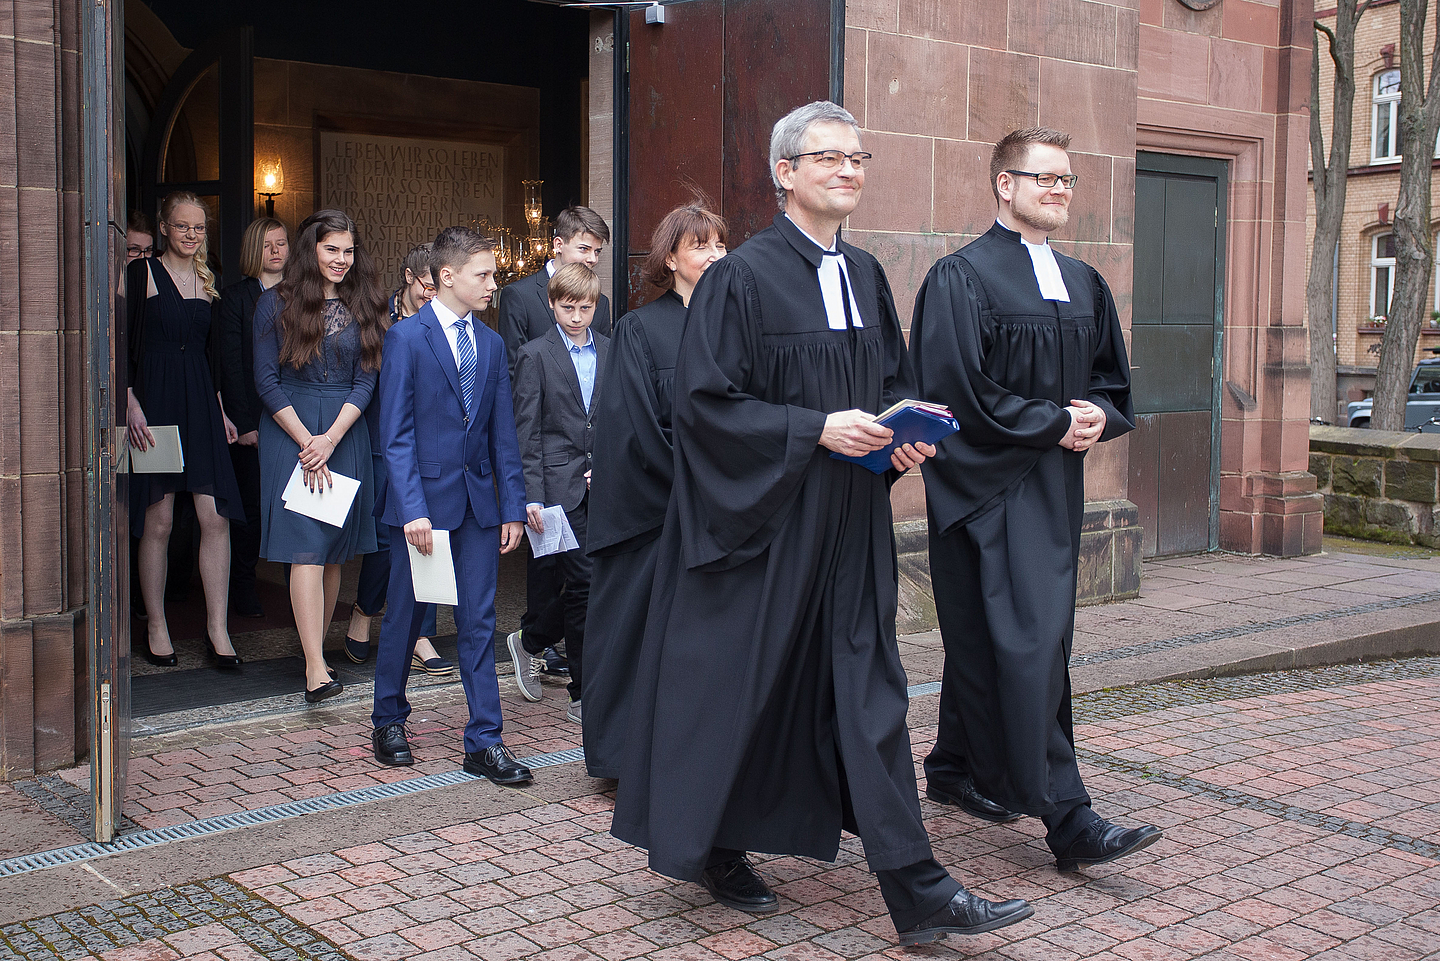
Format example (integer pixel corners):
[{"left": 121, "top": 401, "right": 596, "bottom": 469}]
[
  {"left": 407, "top": 528, "right": 459, "bottom": 606},
  {"left": 129, "top": 425, "right": 185, "bottom": 473},
  {"left": 828, "top": 399, "right": 960, "bottom": 475},
  {"left": 281, "top": 463, "right": 361, "bottom": 527},
  {"left": 524, "top": 505, "right": 580, "bottom": 557}
]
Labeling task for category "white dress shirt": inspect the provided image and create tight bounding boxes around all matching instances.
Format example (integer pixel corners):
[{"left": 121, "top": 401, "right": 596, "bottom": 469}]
[
  {"left": 787, "top": 215, "right": 864, "bottom": 329},
  {"left": 428, "top": 297, "right": 478, "bottom": 369},
  {"left": 1004, "top": 221, "right": 1071, "bottom": 302}
]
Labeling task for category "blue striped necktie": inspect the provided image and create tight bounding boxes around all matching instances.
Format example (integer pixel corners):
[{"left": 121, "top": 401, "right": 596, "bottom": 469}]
[{"left": 454, "top": 314, "right": 476, "bottom": 414}]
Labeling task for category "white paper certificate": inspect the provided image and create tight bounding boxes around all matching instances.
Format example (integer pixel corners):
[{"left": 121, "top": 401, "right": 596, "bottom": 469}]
[
  {"left": 407, "top": 528, "right": 459, "bottom": 606},
  {"left": 281, "top": 463, "right": 360, "bottom": 528},
  {"left": 524, "top": 505, "right": 580, "bottom": 557},
  {"left": 129, "top": 425, "right": 185, "bottom": 473}
]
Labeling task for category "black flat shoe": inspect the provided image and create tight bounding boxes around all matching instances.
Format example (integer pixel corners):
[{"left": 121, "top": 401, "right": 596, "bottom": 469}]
[
  {"left": 303, "top": 679, "right": 343, "bottom": 704},
  {"left": 462, "top": 743, "right": 532, "bottom": 785},
  {"left": 700, "top": 855, "right": 779, "bottom": 914},
  {"left": 927, "top": 777, "right": 1022, "bottom": 823},
  {"left": 205, "top": 635, "right": 242, "bottom": 670},
  {"left": 372, "top": 724, "right": 414, "bottom": 766},
  {"left": 141, "top": 646, "right": 177, "bottom": 667},
  {"left": 1053, "top": 820, "right": 1163, "bottom": 871},
  {"left": 898, "top": 888, "right": 1033, "bottom": 944}
]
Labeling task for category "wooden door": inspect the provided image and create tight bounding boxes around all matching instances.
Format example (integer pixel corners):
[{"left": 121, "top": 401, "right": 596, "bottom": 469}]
[
  {"left": 623, "top": 0, "right": 840, "bottom": 309},
  {"left": 1129, "top": 154, "right": 1227, "bottom": 556}
]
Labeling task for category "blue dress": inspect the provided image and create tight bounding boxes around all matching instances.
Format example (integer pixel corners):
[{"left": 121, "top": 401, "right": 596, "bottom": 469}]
[
  {"left": 127, "top": 258, "right": 243, "bottom": 537},
  {"left": 253, "top": 292, "right": 378, "bottom": 564}
]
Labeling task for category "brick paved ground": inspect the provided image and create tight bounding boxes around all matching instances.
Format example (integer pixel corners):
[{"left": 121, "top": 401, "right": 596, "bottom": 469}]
[{"left": 4, "top": 658, "right": 1440, "bottom": 960}]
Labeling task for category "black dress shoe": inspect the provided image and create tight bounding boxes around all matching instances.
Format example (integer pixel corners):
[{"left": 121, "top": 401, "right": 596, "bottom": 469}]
[
  {"left": 700, "top": 855, "right": 779, "bottom": 914},
  {"left": 140, "top": 646, "right": 177, "bottom": 667},
  {"left": 303, "top": 678, "right": 343, "bottom": 704},
  {"left": 899, "top": 887, "right": 1033, "bottom": 945},
  {"left": 231, "top": 590, "right": 264, "bottom": 619},
  {"left": 372, "top": 724, "right": 414, "bottom": 766},
  {"left": 205, "top": 634, "right": 243, "bottom": 670},
  {"left": 1053, "top": 819, "right": 1163, "bottom": 871},
  {"left": 927, "top": 777, "right": 1022, "bottom": 823},
  {"left": 462, "top": 743, "right": 532, "bottom": 785}
]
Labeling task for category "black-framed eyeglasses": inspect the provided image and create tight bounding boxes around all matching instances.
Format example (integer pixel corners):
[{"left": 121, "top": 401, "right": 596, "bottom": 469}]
[
  {"left": 1006, "top": 170, "right": 1078, "bottom": 189},
  {"left": 789, "top": 150, "right": 873, "bottom": 170},
  {"left": 126, "top": 243, "right": 154, "bottom": 257}
]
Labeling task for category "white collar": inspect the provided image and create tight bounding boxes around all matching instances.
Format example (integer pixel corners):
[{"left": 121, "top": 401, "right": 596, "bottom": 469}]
[
  {"left": 785, "top": 213, "right": 839, "bottom": 253},
  {"left": 1003, "top": 221, "right": 1070, "bottom": 302},
  {"left": 429, "top": 297, "right": 472, "bottom": 329}
]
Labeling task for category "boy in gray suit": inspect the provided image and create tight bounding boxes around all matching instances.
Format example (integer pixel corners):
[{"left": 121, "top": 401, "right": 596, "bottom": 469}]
[{"left": 509, "top": 264, "right": 609, "bottom": 723}]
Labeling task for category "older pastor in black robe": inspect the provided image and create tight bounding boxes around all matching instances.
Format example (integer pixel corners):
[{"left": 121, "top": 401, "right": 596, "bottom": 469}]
[
  {"left": 909, "top": 221, "right": 1133, "bottom": 844},
  {"left": 612, "top": 214, "right": 959, "bottom": 920},
  {"left": 583, "top": 289, "right": 686, "bottom": 779}
]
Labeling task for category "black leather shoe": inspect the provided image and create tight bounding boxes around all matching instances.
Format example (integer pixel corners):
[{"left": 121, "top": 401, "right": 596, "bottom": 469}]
[
  {"left": 205, "top": 634, "right": 243, "bottom": 671},
  {"left": 463, "top": 743, "right": 532, "bottom": 785},
  {"left": 1053, "top": 820, "right": 1163, "bottom": 871},
  {"left": 231, "top": 589, "right": 264, "bottom": 619},
  {"left": 927, "top": 777, "right": 1022, "bottom": 823},
  {"left": 141, "top": 646, "right": 177, "bottom": 667},
  {"left": 372, "top": 724, "right": 414, "bottom": 766},
  {"left": 303, "top": 679, "right": 343, "bottom": 704},
  {"left": 898, "top": 887, "right": 1034, "bottom": 944},
  {"left": 700, "top": 855, "right": 779, "bottom": 914}
]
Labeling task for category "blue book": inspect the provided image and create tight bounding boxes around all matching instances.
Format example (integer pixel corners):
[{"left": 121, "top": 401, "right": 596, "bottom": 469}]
[{"left": 829, "top": 400, "right": 960, "bottom": 474}]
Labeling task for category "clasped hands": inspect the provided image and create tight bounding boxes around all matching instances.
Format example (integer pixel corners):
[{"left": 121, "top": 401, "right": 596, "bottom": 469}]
[
  {"left": 298, "top": 432, "right": 336, "bottom": 491},
  {"left": 819, "top": 409, "right": 936, "bottom": 471},
  {"left": 1059, "top": 399, "right": 1106, "bottom": 452}
]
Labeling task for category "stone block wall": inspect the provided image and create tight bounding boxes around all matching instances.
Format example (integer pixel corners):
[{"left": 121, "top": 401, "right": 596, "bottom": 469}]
[{"left": 1309, "top": 424, "right": 1440, "bottom": 546}]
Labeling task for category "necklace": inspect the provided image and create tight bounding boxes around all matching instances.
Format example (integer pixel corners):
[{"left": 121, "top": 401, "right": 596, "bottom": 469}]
[{"left": 162, "top": 257, "right": 197, "bottom": 298}]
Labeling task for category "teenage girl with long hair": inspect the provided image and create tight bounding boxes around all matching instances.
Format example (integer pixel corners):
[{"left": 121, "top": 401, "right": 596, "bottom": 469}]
[
  {"left": 125, "top": 191, "right": 245, "bottom": 669},
  {"left": 253, "top": 209, "right": 387, "bottom": 702}
]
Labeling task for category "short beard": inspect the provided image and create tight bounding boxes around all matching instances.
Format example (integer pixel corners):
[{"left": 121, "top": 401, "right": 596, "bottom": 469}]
[{"left": 1014, "top": 204, "right": 1068, "bottom": 235}]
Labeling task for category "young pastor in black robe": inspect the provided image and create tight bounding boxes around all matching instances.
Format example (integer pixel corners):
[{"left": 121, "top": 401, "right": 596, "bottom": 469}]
[
  {"left": 610, "top": 102, "right": 1032, "bottom": 945},
  {"left": 583, "top": 289, "right": 685, "bottom": 778},
  {"left": 909, "top": 127, "right": 1161, "bottom": 871}
]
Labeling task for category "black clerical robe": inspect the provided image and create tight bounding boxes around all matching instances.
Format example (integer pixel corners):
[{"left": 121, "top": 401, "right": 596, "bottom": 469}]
[
  {"left": 611, "top": 215, "right": 935, "bottom": 881},
  {"left": 909, "top": 221, "right": 1133, "bottom": 816},
  {"left": 583, "top": 289, "right": 687, "bottom": 779}
]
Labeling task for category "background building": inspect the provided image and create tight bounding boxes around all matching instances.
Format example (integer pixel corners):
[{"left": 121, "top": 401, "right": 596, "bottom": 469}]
[
  {"left": 0, "top": 1, "right": 1320, "bottom": 830},
  {"left": 1308, "top": 0, "right": 1440, "bottom": 418}
]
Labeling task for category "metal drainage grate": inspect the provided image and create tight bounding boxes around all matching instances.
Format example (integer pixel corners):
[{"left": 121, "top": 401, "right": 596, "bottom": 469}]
[{"left": 0, "top": 744, "right": 590, "bottom": 879}]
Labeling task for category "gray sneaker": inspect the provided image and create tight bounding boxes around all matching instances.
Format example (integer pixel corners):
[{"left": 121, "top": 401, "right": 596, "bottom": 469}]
[
  {"left": 566, "top": 699, "right": 582, "bottom": 723},
  {"left": 506, "top": 630, "right": 542, "bottom": 702}
]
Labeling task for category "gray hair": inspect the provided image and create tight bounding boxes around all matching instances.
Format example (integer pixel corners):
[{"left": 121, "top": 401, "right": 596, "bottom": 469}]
[{"left": 769, "top": 100, "right": 862, "bottom": 207}]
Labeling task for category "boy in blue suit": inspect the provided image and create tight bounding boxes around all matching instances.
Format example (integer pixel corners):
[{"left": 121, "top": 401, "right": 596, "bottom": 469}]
[{"left": 370, "top": 227, "right": 531, "bottom": 785}]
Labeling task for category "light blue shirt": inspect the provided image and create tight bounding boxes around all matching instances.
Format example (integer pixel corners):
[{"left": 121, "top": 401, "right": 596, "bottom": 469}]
[{"left": 558, "top": 324, "right": 597, "bottom": 413}]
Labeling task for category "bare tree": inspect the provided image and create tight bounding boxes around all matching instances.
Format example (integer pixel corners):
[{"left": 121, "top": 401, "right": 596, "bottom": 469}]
[
  {"left": 1377, "top": 0, "right": 1440, "bottom": 430},
  {"left": 1309, "top": 1, "right": 1372, "bottom": 423}
]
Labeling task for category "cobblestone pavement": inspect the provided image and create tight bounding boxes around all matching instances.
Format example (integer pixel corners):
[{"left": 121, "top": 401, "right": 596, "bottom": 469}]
[{"left": 5, "top": 658, "right": 1440, "bottom": 960}]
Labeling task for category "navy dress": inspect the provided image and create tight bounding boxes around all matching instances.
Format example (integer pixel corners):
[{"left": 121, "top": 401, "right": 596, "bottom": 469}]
[
  {"left": 127, "top": 258, "right": 243, "bottom": 537},
  {"left": 253, "top": 291, "right": 378, "bottom": 564}
]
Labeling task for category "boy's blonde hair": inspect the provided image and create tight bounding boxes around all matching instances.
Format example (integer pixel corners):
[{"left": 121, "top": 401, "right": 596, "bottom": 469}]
[{"left": 548, "top": 263, "right": 601, "bottom": 305}]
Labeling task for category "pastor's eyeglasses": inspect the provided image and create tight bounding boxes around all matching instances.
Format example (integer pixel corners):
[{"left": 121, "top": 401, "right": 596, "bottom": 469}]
[
  {"left": 789, "top": 150, "right": 873, "bottom": 170},
  {"left": 1006, "top": 170, "right": 1079, "bottom": 189}
]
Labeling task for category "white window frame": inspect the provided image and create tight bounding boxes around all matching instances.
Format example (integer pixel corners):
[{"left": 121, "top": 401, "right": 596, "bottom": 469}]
[
  {"left": 1372, "top": 232, "right": 1396, "bottom": 321},
  {"left": 1373, "top": 69, "right": 1401, "bottom": 163}
]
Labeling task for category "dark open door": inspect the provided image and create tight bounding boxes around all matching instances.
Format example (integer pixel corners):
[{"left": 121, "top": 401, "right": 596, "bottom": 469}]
[
  {"left": 1129, "top": 154, "right": 1227, "bottom": 557},
  {"left": 141, "top": 27, "right": 254, "bottom": 285},
  {"left": 622, "top": 0, "right": 842, "bottom": 309}
]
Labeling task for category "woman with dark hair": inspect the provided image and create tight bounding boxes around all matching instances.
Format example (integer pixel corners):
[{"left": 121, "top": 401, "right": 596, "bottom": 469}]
[
  {"left": 253, "top": 208, "right": 386, "bottom": 702},
  {"left": 216, "top": 216, "right": 289, "bottom": 618},
  {"left": 581, "top": 202, "right": 726, "bottom": 778},
  {"left": 126, "top": 191, "right": 245, "bottom": 669}
]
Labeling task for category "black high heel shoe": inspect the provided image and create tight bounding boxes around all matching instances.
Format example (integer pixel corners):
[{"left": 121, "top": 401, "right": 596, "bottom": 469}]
[
  {"left": 141, "top": 646, "right": 177, "bottom": 667},
  {"left": 206, "top": 634, "right": 243, "bottom": 670}
]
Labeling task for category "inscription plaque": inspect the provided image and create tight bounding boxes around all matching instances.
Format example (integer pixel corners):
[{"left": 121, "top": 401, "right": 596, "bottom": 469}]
[{"left": 319, "top": 131, "right": 505, "bottom": 280}]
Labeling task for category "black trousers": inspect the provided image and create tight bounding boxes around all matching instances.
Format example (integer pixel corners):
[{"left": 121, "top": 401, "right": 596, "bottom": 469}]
[
  {"left": 520, "top": 549, "right": 566, "bottom": 646},
  {"left": 519, "top": 496, "right": 591, "bottom": 702},
  {"left": 227, "top": 442, "right": 263, "bottom": 602}
]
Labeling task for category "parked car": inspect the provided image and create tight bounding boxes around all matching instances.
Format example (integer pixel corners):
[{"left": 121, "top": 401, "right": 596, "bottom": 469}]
[{"left": 1346, "top": 350, "right": 1440, "bottom": 431}]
